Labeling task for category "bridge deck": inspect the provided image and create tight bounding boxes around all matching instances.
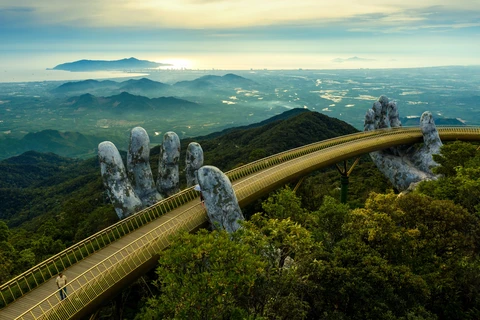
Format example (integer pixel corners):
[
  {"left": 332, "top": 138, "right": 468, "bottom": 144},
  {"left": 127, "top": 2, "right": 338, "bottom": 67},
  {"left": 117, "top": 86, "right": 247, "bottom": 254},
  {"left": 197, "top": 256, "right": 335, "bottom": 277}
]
[
  {"left": 1, "top": 127, "right": 479, "bottom": 319},
  {"left": 0, "top": 199, "right": 204, "bottom": 319}
]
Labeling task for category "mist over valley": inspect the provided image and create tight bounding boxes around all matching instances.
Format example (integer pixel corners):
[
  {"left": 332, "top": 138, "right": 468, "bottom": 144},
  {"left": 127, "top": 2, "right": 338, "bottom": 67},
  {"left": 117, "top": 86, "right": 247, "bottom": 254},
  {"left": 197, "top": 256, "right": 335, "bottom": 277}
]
[{"left": 0, "top": 65, "right": 479, "bottom": 160}]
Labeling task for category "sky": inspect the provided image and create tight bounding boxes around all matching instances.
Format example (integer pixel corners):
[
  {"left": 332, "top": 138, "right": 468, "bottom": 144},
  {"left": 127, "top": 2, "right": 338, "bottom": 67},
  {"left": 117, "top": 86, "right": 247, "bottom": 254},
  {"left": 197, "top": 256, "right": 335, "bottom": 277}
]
[{"left": 0, "top": 0, "right": 479, "bottom": 71}]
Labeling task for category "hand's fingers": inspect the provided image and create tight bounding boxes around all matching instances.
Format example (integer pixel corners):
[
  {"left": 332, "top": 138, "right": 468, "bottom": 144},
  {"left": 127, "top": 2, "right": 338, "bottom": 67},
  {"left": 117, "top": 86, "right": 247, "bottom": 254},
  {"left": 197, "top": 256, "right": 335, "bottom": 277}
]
[
  {"left": 364, "top": 109, "right": 375, "bottom": 131},
  {"left": 186, "top": 142, "right": 204, "bottom": 187},
  {"left": 161, "top": 132, "right": 181, "bottom": 164},
  {"left": 420, "top": 111, "right": 442, "bottom": 151},
  {"left": 197, "top": 165, "right": 244, "bottom": 233},
  {"left": 370, "top": 152, "right": 435, "bottom": 191},
  {"left": 387, "top": 101, "right": 401, "bottom": 128},
  {"left": 419, "top": 111, "right": 443, "bottom": 163},
  {"left": 157, "top": 132, "right": 181, "bottom": 197},
  {"left": 377, "top": 95, "right": 389, "bottom": 129},
  {"left": 128, "top": 127, "right": 162, "bottom": 207},
  {"left": 371, "top": 101, "right": 382, "bottom": 129},
  {"left": 98, "top": 141, "right": 143, "bottom": 219}
]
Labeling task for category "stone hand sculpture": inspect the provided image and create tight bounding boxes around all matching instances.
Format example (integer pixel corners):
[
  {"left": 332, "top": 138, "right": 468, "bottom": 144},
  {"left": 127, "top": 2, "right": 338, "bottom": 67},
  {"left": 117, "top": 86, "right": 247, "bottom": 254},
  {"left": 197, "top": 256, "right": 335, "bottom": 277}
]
[
  {"left": 156, "top": 132, "right": 181, "bottom": 198},
  {"left": 186, "top": 142, "right": 204, "bottom": 187},
  {"left": 196, "top": 165, "right": 245, "bottom": 233},
  {"left": 98, "top": 127, "right": 182, "bottom": 219},
  {"left": 364, "top": 96, "right": 442, "bottom": 191}
]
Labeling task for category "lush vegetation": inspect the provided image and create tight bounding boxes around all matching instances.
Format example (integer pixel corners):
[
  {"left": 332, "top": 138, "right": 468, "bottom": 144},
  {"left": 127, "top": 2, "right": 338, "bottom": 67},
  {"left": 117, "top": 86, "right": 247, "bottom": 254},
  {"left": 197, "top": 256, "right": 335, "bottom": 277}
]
[
  {"left": 1, "top": 106, "right": 479, "bottom": 320},
  {"left": 133, "top": 141, "right": 480, "bottom": 319},
  {"left": 0, "top": 152, "right": 118, "bottom": 283},
  {"left": 0, "top": 110, "right": 358, "bottom": 283}
]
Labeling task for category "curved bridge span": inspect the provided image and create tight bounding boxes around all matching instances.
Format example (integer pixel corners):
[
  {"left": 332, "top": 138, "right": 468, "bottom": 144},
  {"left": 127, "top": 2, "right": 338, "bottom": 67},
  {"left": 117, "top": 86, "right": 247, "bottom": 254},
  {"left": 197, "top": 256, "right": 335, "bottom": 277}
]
[{"left": 1, "top": 127, "right": 479, "bottom": 319}]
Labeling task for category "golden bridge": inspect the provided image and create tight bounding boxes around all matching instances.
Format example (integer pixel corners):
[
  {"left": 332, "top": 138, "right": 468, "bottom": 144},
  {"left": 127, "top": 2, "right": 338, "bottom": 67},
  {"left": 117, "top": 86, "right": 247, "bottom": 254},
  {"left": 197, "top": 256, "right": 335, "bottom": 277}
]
[{"left": 1, "top": 126, "right": 479, "bottom": 319}]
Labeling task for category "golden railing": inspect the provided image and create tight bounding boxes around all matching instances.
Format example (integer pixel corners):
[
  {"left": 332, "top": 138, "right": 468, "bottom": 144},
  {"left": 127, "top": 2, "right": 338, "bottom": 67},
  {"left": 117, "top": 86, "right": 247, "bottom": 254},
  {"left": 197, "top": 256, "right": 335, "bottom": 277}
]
[
  {"left": 16, "top": 202, "right": 208, "bottom": 320},
  {"left": 0, "top": 187, "right": 201, "bottom": 310},
  {"left": 2, "top": 126, "right": 480, "bottom": 317}
]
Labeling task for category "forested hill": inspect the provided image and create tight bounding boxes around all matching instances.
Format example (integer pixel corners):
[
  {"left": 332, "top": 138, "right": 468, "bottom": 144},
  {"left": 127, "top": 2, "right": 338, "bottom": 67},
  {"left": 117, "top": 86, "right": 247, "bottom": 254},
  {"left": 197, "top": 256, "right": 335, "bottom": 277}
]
[
  {"left": 0, "top": 109, "right": 358, "bottom": 281},
  {"left": 179, "top": 110, "right": 358, "bottom": 171}
]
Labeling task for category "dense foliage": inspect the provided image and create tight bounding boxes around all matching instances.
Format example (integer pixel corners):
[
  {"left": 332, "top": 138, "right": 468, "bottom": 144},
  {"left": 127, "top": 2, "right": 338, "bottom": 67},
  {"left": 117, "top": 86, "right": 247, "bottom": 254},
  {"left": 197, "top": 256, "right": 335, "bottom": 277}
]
[
  {"left": 1, "top": 110, "right": 479, "bottom": 319},
  {"left": 0, "top": 110, "right": 358, "bottom": 283},
  {"left": 0, "top": 152, "right": 118, "bottom": 283},
  {"left": 135, "top": 141, "right": 480, "bottom": 319},
  {"left": 418, "top": 141, "right": 480, "bottom": 214},
  {"left": 180, "top": 110, "right": 358, "bottom": 171}
]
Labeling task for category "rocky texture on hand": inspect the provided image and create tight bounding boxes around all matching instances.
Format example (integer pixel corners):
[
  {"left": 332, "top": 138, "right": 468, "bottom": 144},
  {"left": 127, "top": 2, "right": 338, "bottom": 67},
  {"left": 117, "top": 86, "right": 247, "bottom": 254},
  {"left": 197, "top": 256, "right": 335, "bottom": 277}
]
[
  {"left": 98, "top": 141, "right": 143, "bottom": 219},
  {"left": 99, "top": 128, "right": 183, "bottom": 219},
  {"left": 186, "top": 142, "right": 204, "bottom": 187},
  {"left": 196, "top": 165, "right": 244, "bottom": 233},
  {"left": 127, "top": 127, "right": 163, "bottom": 206},
  {"left": 157, "top": 132, "right": 180, "bottom": 198},
  {"left": 364, "top": 96, "right": 442, "bottom": 191}
]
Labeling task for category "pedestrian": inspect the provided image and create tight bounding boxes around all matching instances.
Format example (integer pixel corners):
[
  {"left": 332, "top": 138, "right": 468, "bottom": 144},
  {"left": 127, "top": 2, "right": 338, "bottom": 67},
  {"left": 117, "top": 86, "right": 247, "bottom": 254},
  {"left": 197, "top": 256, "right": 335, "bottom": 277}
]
[
  {"left": 194, "top": 184, "right": 205, "bottom": 208},
  {"left": 56, "top": 272, "right": 68, "bottom": 300}
]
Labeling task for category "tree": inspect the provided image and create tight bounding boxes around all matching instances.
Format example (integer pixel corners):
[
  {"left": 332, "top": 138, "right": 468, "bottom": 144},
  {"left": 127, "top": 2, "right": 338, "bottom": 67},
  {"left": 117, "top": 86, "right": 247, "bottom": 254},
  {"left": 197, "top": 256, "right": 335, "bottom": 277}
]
[
  {"left": 0, "top": 221, "right": 10, "bottom": 242},
  {"left": 0, "top": 241, "right": 15, "bottom": 283},
  {"left": 310, "top": 196, "right": 350, "bottom": 248},
  {"left": 418, "top": 142, "right": 480, "bottom": 214},
  {"left": 339, "top": 192, "right": 480, "bottom": 319},
  {"left": 136, "top": 229, "right": 266, "bottom": 320},
  {"left": 432, "top": 141, "right": 478, "bottom": 177},
  {"left": 15, "top": 249, "right": 36, "bottom": 272},
  {"left": 261, "top": 187, "right": 307, "bottom": 224}
]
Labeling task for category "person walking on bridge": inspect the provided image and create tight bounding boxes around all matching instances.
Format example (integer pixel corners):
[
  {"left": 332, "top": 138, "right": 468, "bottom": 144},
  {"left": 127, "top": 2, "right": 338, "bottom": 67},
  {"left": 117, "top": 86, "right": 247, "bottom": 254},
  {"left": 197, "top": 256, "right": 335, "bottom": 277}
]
[
  {"left": 56, "top": 272, "right": 68, "bottom": 300},
  {"left": 194, "top": 184, "right": 205, "bottom": 208}
]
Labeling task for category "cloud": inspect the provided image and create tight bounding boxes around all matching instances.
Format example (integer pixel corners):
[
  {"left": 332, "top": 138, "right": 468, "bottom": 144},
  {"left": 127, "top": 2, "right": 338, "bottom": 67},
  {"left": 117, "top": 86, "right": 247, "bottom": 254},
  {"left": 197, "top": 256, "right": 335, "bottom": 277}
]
[
  {"left": 346, "top": 6, "right": 480, "bottom": 33},
  {"left": 1, "top": 0, "right": 479, "bottom": 29},
  {"left": 0, "top": 0, "right": 478, "bottom": 64}
]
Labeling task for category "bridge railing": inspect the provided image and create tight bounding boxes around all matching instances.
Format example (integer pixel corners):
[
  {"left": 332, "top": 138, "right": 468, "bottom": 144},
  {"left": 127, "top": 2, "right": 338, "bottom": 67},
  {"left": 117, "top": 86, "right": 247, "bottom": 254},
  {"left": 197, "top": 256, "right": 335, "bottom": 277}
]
[
  {"left": 0, "top": 187, "right": 200, "bottom": 309},
  {"left": 2, "top": 126, "right": 479, "bottom": 310},
  {"left": 16, "top": 202, "right": 208, "bottom": 320}
]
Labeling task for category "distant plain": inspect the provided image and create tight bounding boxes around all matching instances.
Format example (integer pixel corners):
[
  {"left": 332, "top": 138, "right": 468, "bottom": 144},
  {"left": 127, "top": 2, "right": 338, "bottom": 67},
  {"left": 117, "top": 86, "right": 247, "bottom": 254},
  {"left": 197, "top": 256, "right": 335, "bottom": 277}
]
[{"left": 0, "top": 65, "right": 479, "bottom": 160}]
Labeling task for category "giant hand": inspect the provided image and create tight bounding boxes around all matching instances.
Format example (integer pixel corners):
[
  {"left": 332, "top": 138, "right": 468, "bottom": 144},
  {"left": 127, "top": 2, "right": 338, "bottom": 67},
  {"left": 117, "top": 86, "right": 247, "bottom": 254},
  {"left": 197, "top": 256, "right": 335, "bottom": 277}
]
[
  {"left": 98, "top": 126, "right": 243, "bottom": 233},
  {"left": 98, "top": 128, "right": 202, "bottom": 219},
  {"left": 364, "top": 96, "right": 442, "bottom": 191}
]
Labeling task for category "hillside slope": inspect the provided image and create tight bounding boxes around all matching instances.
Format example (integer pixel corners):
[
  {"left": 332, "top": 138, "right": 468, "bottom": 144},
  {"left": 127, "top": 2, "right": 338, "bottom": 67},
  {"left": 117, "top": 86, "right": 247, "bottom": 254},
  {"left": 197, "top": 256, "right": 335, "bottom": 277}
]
[
  {"left": 0, "top": 109, "right": 360, "bottom": 282},
  {"left": 182, "top": 110, "right": 358, "bottom": 170}
]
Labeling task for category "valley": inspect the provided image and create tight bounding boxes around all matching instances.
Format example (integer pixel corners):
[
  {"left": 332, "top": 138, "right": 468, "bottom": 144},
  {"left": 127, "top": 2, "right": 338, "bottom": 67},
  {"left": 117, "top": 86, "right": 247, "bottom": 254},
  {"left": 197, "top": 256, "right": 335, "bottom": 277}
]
[{"left": 0, "top": 66, "right": 478, "bottom": 160}]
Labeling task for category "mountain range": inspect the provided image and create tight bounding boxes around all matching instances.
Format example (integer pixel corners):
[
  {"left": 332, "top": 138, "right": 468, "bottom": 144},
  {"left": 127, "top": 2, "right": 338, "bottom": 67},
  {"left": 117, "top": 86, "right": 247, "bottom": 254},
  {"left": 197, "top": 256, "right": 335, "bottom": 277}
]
[
  {"left": 174, "top": 73, "right": 257, "bottom": 90},
  {"left": 0, "top": 130, "right": 108, "bottom": 160},
  {"left": 64, "top": 92, "right": 198, "bottom": 113},
  {"left": 0, "top": 108, "right": 340, "bottom": 162},
  {"left": 51, "top": 73, "right": 257, "bottom": 97}
]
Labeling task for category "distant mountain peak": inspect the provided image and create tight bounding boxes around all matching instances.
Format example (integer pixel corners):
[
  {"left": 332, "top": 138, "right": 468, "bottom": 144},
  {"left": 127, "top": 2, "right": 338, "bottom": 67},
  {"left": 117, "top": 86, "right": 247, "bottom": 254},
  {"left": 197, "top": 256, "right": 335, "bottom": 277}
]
[
  {"left": 174, "top": 73, "right": 256, "bottom": 89},
  {"left": 223, "top": 73, "right": 246, "bottom": 79},
  {"left": 50, "top": 57, "right": 171, "bottom": 72},
  {"left": 332, "top": 56, "right": 376, "bottom": 63}
]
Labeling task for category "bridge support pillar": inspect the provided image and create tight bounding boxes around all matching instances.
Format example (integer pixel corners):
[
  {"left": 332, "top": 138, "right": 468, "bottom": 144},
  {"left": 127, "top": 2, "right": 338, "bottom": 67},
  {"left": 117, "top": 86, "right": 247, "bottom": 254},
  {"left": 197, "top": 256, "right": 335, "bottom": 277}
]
[{"left": 335, "top": 158, "right": 360, "bottom": 204}]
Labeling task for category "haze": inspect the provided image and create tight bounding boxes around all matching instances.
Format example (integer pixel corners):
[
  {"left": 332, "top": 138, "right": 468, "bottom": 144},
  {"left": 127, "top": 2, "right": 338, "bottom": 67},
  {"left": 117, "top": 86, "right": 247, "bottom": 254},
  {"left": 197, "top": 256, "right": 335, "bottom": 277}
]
[{"left": 1, "top": 0, "right": 479, "bottom": 77}]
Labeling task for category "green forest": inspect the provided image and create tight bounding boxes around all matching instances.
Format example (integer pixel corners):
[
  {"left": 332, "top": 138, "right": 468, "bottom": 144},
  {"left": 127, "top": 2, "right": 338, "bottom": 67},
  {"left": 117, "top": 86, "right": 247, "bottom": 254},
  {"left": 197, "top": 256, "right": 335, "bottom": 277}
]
[{"left": 0, "top": 110, "right": 479, "bottom": 319}]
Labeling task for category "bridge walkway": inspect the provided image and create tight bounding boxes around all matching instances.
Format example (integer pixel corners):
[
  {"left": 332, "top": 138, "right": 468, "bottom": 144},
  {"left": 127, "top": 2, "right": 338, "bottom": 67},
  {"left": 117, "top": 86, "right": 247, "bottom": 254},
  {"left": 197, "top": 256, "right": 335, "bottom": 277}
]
[{"left": 0, "top": 198, "right": 208, "bottom": 319}]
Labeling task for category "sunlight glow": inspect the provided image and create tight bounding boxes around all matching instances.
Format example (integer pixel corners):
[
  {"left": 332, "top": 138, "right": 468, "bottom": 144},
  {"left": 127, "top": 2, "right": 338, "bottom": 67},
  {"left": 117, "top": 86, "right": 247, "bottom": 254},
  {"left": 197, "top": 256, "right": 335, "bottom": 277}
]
[{"left": 157, "top": 58, "right": 193, "bottom": 70}]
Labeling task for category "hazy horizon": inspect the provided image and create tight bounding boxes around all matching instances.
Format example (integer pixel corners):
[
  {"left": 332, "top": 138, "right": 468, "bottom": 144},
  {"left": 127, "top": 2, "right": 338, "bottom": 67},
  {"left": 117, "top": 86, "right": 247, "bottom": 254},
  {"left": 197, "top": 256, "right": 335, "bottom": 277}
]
[
  {"left": 1, "top": 52, "right": 479, "bottom": 83},
  {"left": 1, "top": 0, "right": 479, "bottom": 82}
]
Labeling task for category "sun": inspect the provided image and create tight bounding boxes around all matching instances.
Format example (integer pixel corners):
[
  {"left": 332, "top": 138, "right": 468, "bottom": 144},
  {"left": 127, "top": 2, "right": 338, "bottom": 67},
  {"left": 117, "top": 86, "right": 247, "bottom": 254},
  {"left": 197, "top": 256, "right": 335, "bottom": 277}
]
[{"left": 157, "top": 58, "right": 193, "bottom": 70}]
